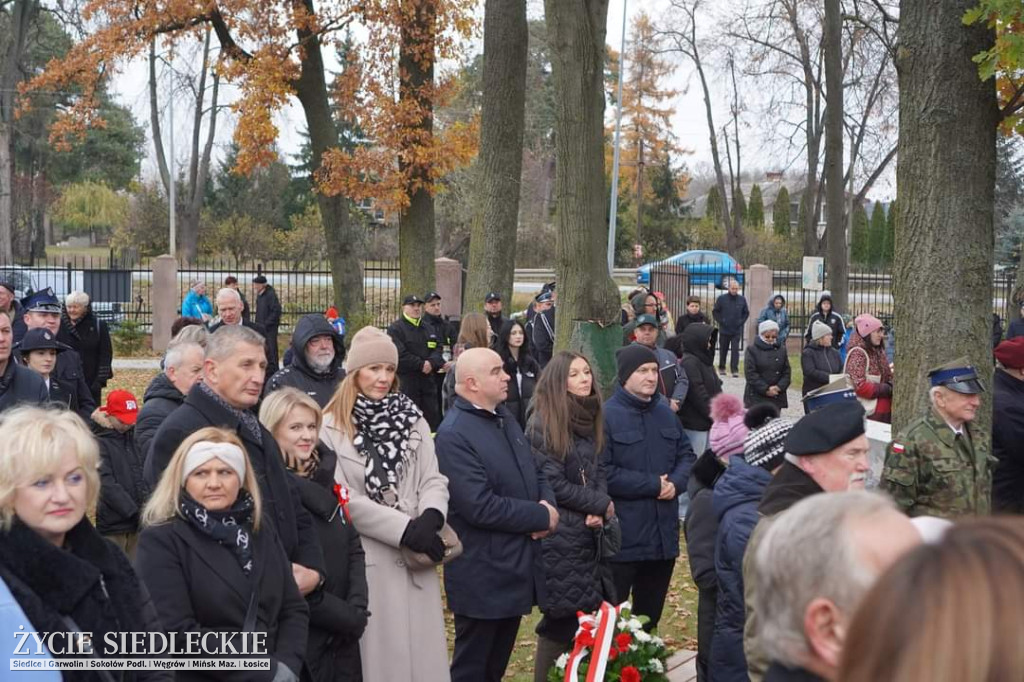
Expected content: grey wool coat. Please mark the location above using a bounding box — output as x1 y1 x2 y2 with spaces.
321 414 451 682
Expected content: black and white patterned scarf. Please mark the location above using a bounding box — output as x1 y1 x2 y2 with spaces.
351 393 422 506
179 489 256 575
199 382 262 444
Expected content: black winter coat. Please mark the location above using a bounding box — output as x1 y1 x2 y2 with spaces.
144 384 325 574
136 518 309 681
135 372 185 460
266 314 346 408
993 369 1024 513
435 397 556 619
678 324 722 431
58 306 113 396
93 414 148 535
532 307 556 368
527 416 614 619
800 343 842 395
675 311 710 335
743 337 790 409
387 315 444 377
0 518 171 681
502 351 539 429
34 348 96 421
712 293 749 337
255 285 283 330
45 375 77 411
0 358 47 413
288 444 368 682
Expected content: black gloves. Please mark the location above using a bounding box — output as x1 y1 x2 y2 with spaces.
401 509 446 560
877 382 893 398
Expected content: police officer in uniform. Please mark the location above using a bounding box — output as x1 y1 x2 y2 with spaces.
882 357 993 518
387 294 444 430
18 288 96 421
531 288 556 369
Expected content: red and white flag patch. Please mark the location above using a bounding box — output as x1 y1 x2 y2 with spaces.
891 443 905 454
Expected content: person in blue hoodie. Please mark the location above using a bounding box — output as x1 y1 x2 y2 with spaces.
604 344 695 631
710 407 793 682
756 294 790 344
180 279 213 322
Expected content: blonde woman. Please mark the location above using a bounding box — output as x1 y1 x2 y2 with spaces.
0 406 169 679
321 326 451 682
136 427 308 682
261 388 368 682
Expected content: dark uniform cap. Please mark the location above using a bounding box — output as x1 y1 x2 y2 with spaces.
253 275 268 284
802 376 858 413
402 294 425 305
18 328 69 353
425 291 442 302
535 291 553 303
928 356 985 395
485 292 502 303
21 287 61 313
635 313 659 328
785 400 866 456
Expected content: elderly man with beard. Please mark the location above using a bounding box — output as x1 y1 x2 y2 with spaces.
741 400 870 682
265 314 346 407
752 492 920 681
882 357 990 519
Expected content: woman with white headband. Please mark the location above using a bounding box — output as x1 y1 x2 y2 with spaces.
136 426 309 682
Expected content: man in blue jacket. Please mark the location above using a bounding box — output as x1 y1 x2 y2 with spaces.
436 347 559 682
604 344 695 630
713 279 750 378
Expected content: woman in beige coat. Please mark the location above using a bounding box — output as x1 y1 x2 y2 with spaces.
321 326 451 682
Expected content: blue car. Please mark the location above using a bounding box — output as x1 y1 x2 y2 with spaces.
636 250 745 287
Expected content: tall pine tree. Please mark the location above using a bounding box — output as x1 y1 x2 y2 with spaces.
773 186 791 235
868 201 887 266
883 199 897 265
850 202 870 264
747 184 765 229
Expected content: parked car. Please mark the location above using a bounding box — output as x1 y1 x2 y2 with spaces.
0 267 37 299
636 250 745 287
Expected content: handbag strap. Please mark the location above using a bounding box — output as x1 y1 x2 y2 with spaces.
843 345 869 374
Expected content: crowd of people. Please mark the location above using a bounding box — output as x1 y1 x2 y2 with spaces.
2 271 1024 682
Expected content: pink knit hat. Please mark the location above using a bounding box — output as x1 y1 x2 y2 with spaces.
855 313 883 338
709 394 748 459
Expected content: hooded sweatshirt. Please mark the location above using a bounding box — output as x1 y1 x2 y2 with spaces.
756 293 790 342
265 314 347 407
803 292 845 348
678 323 723 431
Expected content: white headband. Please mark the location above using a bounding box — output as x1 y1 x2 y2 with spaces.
182 441 247 485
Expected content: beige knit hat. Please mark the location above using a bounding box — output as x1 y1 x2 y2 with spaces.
345 326 398 373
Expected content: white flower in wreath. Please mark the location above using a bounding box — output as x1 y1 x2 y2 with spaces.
629 644 639 652
652 635 666 648
647 659 665 674
634 630 652 644
619 601 633 612
555 653 569 670
627 618 644 633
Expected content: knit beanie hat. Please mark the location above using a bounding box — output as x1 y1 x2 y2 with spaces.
854 313 883 338
811 320 832 341
744 413 795 471
709 393 748 459
758 320 779 336
616 344 659 386
346 326 398 374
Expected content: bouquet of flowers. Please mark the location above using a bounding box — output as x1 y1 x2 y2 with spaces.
548 601 670 682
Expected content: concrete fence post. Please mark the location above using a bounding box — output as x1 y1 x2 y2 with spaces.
435 258 462 318
151 255 178 352
745 264 773 344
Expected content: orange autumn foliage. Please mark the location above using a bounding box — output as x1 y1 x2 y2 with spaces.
21 0 478 209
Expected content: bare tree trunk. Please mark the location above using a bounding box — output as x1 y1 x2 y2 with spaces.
823 0 847 312
892 0 998 431
465 0 527 311
397 0 437 299
544 0 622 392
0 130 13 264
728 56 745 251
294 0 364 317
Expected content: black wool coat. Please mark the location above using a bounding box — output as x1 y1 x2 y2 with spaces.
527 416 614 619
135 372 186 461
93 414 149 535
800 343 842 396
290 444 369 682
677 323 723 431
743 337 791 410
144 383 324 574
135 518 309 681
58 307 113 394
0 518 171 681
0 358 47 413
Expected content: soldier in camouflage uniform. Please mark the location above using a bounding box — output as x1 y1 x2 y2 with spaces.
882 357 993 518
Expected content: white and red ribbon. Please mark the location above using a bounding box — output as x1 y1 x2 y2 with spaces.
564 602 622 682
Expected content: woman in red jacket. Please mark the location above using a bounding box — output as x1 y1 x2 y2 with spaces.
845 314 894 423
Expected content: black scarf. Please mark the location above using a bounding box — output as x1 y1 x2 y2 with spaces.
199 381 263 444
179 490 256 575
352 392 422 506
568 392 600 439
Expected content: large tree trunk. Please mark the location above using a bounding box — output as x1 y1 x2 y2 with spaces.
822 0 847 312
0 127 12 264
294 0 364 317
544 0 622 393
892 0 998 431
465 0 527 312
397 0 437 299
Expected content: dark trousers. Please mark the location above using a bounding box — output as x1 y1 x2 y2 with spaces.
265 325 280 372
611 559 676 631
451 614 522 682
718 334 741 372
398 373 441 430
695 586 718 682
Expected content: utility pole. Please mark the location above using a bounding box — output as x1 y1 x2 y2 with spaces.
634 56 645 269
607 0 628 274
168 57 176 258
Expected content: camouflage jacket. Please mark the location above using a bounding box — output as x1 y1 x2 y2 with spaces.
882 409 994 518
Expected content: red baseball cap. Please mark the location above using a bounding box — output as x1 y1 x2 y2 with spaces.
102 390 139 426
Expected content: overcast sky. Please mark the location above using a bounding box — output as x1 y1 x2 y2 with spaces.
108 0 894 201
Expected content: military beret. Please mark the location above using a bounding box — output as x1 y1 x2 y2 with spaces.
784 400 866 456
995 337 1024 370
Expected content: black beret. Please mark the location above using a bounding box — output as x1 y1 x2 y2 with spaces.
784 400 866 456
